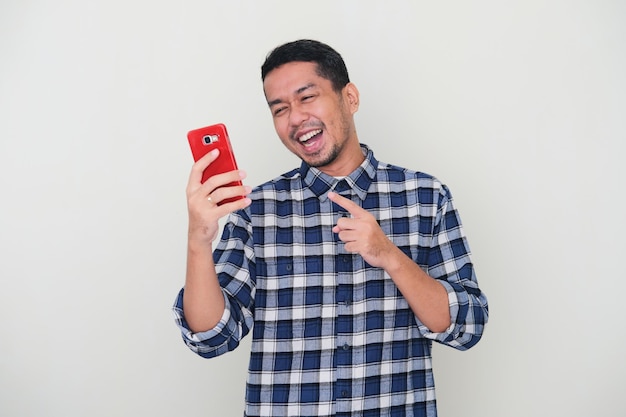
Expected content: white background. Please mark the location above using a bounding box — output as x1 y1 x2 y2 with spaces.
1 1 624 416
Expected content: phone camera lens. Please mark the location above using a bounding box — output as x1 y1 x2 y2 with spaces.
202 134 218 145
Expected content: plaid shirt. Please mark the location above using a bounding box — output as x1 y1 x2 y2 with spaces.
173 145 488 417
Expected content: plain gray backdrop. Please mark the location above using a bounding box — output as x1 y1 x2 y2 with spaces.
1 1 624 416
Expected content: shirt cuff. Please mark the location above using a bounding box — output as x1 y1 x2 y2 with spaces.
178 292 233 343
415 279 461 341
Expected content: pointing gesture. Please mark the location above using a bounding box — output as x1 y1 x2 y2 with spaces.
328 191 452 332
328 191 395 268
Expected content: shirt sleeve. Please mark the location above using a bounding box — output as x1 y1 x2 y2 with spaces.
172 211 256 358
416 184 489 350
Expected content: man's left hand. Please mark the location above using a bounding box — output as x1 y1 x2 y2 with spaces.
328 191 396 268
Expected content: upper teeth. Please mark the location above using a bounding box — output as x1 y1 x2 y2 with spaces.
299 129 322 142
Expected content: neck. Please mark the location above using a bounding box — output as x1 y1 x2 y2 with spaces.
318 139 364 177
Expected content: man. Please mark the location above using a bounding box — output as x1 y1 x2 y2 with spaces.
174 39 488 417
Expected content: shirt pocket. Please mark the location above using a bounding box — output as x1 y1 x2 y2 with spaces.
253 258 326 342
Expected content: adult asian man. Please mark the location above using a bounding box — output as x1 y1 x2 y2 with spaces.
174 39 489 417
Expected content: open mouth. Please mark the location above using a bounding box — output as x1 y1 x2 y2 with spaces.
298 129 323 147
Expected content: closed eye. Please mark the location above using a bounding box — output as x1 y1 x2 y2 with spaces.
273 106 287 117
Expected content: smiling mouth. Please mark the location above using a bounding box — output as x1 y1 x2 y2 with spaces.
298 129 322 146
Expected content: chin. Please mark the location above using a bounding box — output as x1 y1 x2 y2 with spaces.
305 149 340 168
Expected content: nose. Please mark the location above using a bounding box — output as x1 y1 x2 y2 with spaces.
289 102 309 128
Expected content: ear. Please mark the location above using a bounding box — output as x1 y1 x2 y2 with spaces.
343 82 360 113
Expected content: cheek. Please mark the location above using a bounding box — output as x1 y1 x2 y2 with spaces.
272 117 286 134
273 119 292 143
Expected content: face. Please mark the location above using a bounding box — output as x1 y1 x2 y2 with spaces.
263 61 362 176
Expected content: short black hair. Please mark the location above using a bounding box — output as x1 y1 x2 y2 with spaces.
261 39 350 92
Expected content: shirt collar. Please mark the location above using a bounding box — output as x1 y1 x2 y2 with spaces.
300 144 378 201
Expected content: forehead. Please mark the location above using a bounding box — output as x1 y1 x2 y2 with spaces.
263 61 330 99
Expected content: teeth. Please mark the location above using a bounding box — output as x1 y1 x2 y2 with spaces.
298 129 322 143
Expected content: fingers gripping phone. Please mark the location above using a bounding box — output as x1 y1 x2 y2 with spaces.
187 123 244 205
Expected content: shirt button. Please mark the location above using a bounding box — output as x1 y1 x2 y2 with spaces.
335 181 348 192
341 390 348 397
342 343 350 350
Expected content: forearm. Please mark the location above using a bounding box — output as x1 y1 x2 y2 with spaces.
182 240 226 333
382 246 451 333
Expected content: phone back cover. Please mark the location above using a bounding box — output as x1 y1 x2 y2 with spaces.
187 123 240 184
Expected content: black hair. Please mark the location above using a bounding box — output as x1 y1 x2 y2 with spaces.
261 39 350 92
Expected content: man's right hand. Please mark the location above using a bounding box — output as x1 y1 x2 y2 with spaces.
186 148 252 245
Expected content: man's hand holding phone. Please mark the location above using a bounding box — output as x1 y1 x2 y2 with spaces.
186 124 252 244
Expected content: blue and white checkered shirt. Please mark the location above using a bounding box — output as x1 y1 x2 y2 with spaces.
173 144 488 417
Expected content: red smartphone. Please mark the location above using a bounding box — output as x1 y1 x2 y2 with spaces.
187 123 244 204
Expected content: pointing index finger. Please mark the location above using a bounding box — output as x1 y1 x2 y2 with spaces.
327 191 365 216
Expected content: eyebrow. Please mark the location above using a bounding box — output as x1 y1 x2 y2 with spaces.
267 83 316 107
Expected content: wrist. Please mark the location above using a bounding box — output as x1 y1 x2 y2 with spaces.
188 221 218 243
